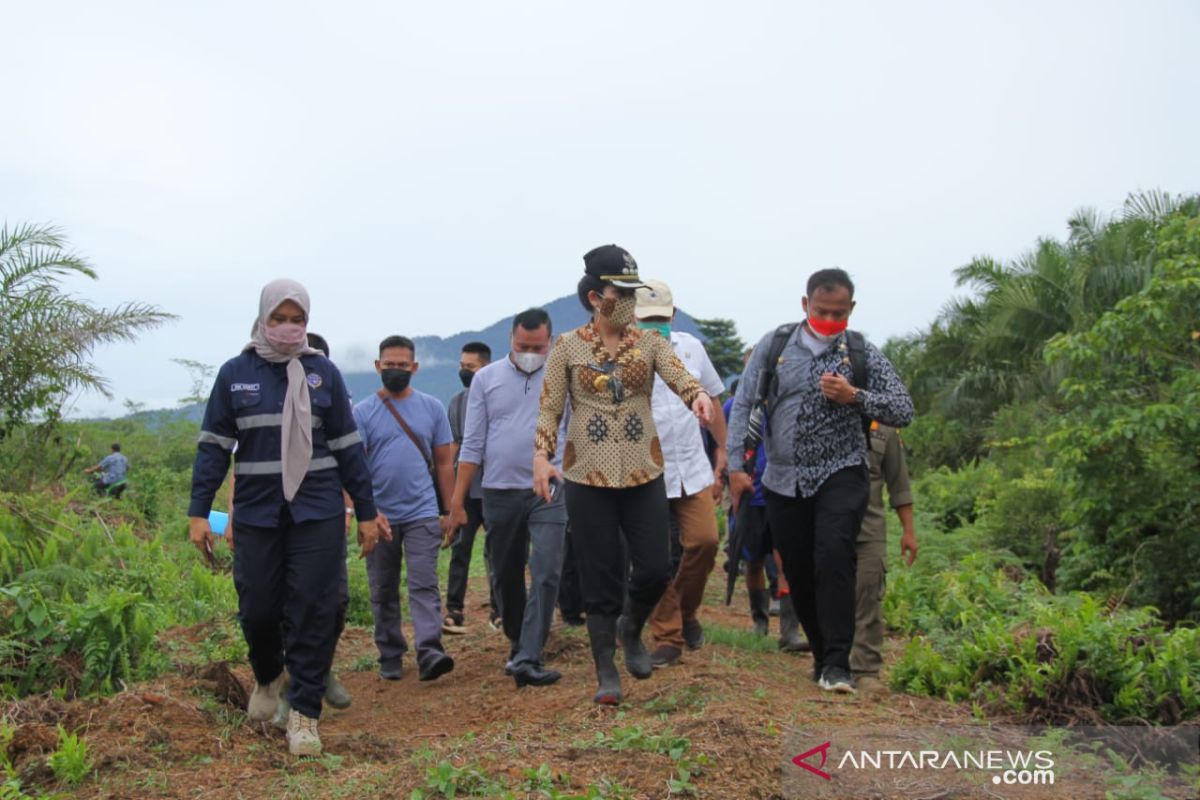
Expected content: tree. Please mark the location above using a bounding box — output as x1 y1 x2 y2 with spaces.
171 359 215 408
1045 208 1200 622
0 222 175 437
892 191 1195 467
693 318 746 381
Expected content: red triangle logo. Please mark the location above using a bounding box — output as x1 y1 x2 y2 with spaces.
792 741 833 781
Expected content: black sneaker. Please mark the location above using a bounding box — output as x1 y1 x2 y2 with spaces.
818 665 856 694
379 659 404 681
650 645 682 669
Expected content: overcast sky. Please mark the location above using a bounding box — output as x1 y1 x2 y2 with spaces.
4 1 1198 417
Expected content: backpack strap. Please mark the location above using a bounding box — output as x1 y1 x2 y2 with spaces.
757 323 799 417
845 330 873 446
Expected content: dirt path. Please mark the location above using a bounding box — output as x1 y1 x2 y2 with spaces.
2 580 1042 799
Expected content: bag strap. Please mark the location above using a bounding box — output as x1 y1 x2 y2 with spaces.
758 322 800 413
845 330 874 445
845 330 869 390
376 390 434 472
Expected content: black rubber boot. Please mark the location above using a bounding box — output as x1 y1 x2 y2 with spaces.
778 595 812 653
617 598 654 679
586 615 623 705
749 589 771 637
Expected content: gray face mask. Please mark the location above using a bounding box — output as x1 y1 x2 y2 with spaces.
512 351 548 374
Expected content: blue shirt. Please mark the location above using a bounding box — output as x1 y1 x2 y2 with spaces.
98 452 129 485
459 356 564 491
723 396 765 507
726 326 913 499
353 390 453 524
189 350 377 527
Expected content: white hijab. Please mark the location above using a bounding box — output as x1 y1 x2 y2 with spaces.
244 279 321 502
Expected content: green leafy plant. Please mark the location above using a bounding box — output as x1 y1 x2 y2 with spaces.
47 725 92 786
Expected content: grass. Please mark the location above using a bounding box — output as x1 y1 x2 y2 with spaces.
700 623 780 654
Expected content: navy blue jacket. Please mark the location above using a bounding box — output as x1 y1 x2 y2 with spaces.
188 350 377 527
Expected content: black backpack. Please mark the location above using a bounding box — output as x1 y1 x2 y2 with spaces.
755 323 872 446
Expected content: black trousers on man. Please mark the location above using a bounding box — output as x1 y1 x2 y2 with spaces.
765 465 869 673
564 476 672 617
444 497 498 620
232 509 343 719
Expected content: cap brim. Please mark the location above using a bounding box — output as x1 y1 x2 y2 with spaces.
609 278 647 289
635 304 674 319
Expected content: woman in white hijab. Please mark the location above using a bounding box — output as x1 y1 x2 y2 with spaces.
188 279 389 757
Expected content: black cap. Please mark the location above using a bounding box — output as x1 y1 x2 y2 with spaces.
583 244 646 288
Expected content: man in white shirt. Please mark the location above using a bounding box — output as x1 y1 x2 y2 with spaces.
635 280 729 667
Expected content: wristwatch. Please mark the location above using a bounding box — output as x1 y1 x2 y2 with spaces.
852 388 865 406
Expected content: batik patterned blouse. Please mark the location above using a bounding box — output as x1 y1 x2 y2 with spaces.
535 322 704 488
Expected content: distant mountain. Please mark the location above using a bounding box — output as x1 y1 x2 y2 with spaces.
344 294 706 405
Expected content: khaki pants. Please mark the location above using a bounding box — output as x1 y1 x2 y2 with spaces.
649 490 718 649
850 536 887 677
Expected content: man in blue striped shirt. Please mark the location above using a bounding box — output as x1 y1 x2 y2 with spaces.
447 308 568 688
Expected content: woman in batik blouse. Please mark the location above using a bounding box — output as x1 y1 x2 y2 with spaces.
533 244 713 705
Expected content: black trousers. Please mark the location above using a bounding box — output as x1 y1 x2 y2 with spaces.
564 476 672 617
232 510 344 719
557 525 584 621
444 497 496 617
765 466 869 673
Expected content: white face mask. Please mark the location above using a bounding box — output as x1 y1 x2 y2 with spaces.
512 351 548 374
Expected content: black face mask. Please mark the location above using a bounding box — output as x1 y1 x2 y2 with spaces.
459 368 475 389
381 368 412 394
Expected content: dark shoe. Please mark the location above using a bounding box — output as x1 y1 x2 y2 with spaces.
419 653 455 682
586 615 623 705
512 663 562 688
778 595 812 653
819 665 857 694
324 671 352 709
650 645 682 669
682 617 704 651
562 614 585 627
749 588 771 637
379 659 404 681
617 598 654 680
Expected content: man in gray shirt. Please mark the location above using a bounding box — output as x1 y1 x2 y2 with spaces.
447 308 567 688
85 443 129 498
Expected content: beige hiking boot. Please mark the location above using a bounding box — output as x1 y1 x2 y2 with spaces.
286 708 322 756
247 673 286 722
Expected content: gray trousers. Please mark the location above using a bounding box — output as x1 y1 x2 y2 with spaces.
366 518 446 670
482 488 566 669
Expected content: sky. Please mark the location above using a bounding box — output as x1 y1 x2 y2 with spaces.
3 1 1198 417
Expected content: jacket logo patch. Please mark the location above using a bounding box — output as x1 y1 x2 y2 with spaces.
306 373 323 389
231 383 260 392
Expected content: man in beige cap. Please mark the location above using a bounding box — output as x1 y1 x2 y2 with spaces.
635 279 729 667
